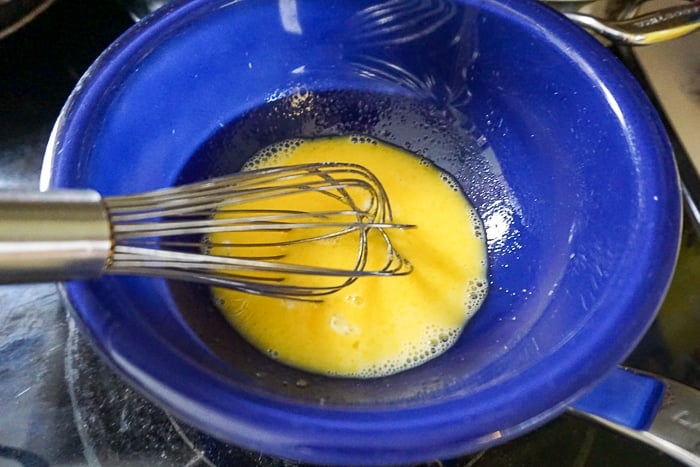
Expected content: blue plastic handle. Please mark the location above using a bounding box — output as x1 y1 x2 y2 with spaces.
571 367 665 430
570 367 700 465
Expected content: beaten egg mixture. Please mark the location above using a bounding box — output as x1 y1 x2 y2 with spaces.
209 135 487 377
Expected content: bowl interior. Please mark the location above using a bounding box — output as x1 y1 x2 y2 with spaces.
46 0 680 462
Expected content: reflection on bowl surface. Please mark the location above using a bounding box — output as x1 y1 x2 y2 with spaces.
45 0 680 464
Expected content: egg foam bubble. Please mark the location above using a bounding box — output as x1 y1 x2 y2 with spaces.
209 135 488 378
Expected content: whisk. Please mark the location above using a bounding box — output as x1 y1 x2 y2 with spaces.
0 163 413 299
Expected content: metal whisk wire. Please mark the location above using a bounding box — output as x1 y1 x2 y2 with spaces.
102 162 413 299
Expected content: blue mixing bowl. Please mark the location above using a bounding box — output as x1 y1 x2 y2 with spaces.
42 0 681 464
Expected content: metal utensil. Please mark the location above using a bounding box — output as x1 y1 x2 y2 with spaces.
0 162 412 299
545 0 700 45
564 1 700 45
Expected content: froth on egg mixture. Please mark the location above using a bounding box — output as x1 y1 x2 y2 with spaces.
209 135 488 378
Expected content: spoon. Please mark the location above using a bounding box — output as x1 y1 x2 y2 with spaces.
546 0 700 45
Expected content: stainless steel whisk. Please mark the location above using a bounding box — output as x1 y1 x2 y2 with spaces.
0 163 413 299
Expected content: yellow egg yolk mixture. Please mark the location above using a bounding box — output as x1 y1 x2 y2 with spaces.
208 135 487 378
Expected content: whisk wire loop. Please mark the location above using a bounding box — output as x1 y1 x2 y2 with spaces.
103 162 412 299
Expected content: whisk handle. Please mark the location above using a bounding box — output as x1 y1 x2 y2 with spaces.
0 190 112 284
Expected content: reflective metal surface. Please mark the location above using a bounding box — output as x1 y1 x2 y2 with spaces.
0 190 111 283
565 2 700 45
546 0 700 45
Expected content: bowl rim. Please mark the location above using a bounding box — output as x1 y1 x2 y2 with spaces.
42 0 681 464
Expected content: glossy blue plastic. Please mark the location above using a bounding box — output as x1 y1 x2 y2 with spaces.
43 0 681 464
571 368 665 430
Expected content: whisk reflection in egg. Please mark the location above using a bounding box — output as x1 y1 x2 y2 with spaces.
0 163 413 299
